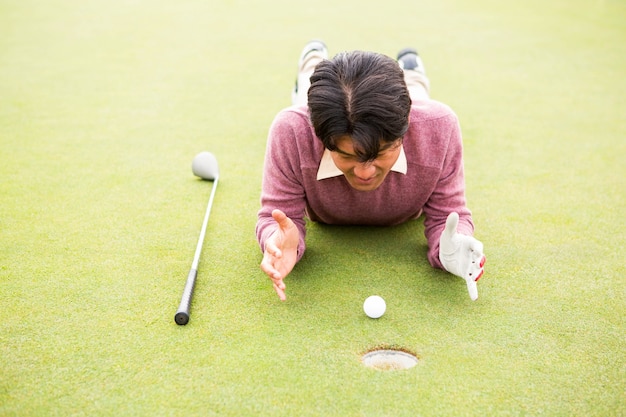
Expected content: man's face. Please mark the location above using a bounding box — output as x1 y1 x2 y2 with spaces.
330 135 402 191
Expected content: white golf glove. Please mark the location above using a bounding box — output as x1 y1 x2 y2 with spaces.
439 212 486 301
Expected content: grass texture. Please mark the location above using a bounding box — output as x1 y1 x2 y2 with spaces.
1 0 624 415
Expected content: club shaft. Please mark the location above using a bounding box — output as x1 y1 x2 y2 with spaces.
174 177 219 325
191 176 219 270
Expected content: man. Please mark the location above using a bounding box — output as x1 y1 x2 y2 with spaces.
256 41 486 301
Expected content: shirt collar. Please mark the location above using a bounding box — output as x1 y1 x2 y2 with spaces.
316 145 407 180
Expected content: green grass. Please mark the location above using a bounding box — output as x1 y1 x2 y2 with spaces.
1 0 624 415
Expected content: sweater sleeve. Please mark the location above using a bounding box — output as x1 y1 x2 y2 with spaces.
422 112 474 269
255 109 308 261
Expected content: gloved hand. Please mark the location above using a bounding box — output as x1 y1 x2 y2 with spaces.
439 212 486 300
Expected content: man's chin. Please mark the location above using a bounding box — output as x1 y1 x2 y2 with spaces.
346 177 384 191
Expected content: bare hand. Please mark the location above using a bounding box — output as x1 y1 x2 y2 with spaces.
260 209 300 301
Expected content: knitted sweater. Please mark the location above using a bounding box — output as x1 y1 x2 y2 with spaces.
256 99 474 270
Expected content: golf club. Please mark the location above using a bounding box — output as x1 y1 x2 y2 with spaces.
174 151 219 325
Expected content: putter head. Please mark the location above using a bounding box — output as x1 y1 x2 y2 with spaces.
192 151 219 180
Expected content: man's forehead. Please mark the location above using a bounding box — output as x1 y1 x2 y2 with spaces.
335 138 402 156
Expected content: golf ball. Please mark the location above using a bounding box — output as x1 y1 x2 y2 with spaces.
363 295 386 319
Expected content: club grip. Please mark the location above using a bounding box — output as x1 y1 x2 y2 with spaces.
174 268 198 325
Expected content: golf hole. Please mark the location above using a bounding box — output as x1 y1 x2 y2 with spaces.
361 348 419 371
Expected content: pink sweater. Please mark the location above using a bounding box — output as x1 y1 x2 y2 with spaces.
256 100 474 269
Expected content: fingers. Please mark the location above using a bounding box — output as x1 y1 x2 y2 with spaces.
273 281 286 301
466 277 479 301
272 209 293 230
465 240 485 300
463 238 483 300
260 239 288 301
443 212 459 238
260 257 281 280
466 236 485 281
271 208 286 221
260 226 285 278
468 238 484 256
260 258 288 301
264 239 282 259
466 252 485 281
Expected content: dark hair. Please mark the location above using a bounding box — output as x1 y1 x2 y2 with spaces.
307 50 411 162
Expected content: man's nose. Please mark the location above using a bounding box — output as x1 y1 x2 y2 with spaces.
353 162 376 178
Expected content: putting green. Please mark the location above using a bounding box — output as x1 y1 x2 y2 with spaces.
1 0 624 415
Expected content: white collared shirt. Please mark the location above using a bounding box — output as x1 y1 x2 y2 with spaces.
316 146 408 180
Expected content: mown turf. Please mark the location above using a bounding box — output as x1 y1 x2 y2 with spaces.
1 0 624 416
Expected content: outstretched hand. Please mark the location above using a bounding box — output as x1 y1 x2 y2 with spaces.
259 209 300 301
439 212 486 300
